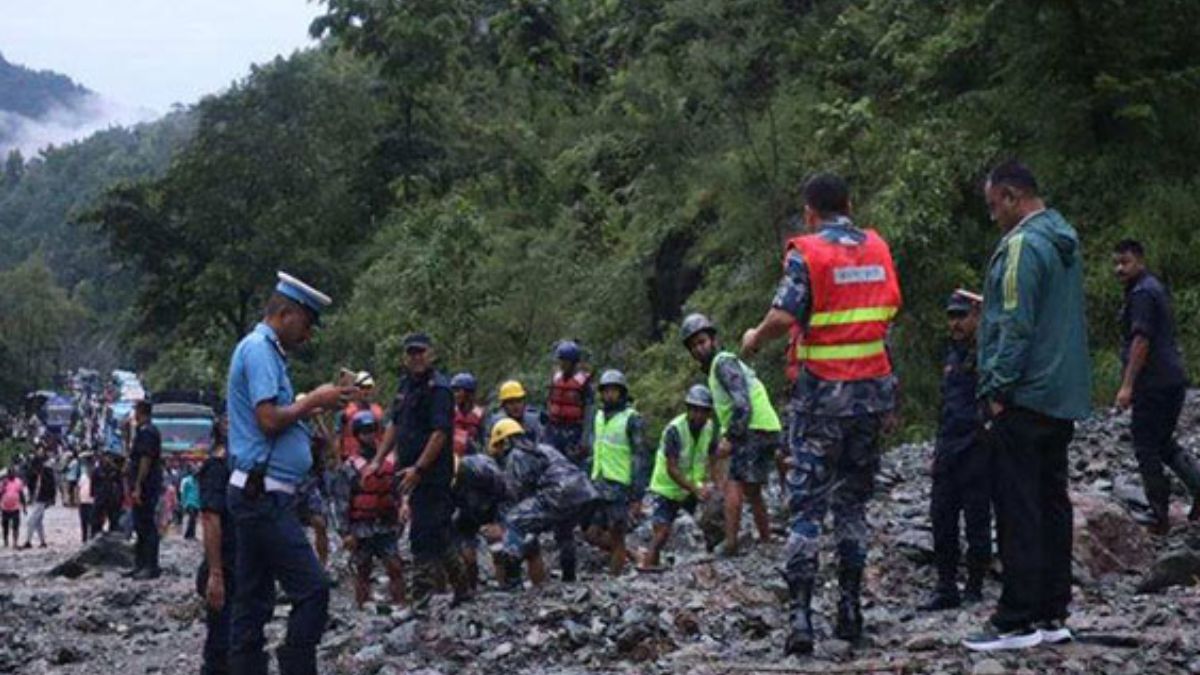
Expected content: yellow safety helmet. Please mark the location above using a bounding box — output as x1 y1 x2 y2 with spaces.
489 418 524 455
498 380 527 402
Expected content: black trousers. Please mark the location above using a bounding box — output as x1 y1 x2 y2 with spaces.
1131 385 1199 516
930 444 992 587
1 511 19 545
133 494 161 571
79 504 95 543
185 507 199 540
988 407 1074 630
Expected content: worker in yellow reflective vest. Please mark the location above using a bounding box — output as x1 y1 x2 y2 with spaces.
680 313 782 558
584 369 648 576
639 384 717 570
741 173 902 655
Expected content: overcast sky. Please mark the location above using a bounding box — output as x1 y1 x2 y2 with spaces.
0 0 324 114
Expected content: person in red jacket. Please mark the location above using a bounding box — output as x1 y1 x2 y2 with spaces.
330 412 405 608
545 341 593 467
336 372 383 460
450 372 485 457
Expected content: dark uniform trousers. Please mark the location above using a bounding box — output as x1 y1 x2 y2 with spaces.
196 561 236 675
988 407 1073 631
228 487 329 675
1131 385 1200 518
133 490 160 570
930 443 992 588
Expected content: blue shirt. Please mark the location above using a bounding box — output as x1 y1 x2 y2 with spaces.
226 322 312 485
1121 271 1187 393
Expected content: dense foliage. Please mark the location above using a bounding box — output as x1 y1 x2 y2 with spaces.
8 0 1200 438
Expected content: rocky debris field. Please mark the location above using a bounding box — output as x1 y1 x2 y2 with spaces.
3 400 1200 675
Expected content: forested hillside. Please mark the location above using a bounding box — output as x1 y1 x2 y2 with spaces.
0 112 195 402
67 0 1200 434
0 51 90 120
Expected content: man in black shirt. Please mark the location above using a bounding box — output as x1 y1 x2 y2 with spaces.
197 442 235 675
20 456 55 549
127 400 163 579
1114 239 1200 533
379 333 469 603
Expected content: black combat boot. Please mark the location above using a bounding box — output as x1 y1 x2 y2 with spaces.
1167 451 1200 522
275 645 317 675
834 564 864 643
783 577 815 656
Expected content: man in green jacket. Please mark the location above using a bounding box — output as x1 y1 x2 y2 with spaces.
963 160 1091 653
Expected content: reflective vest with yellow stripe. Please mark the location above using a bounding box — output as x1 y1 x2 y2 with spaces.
591 407 636 485
786 229 901 381
649 414 713 502
708 352 782 434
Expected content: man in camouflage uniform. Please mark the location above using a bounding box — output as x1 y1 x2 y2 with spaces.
742 173 901 655
450 453 510 591
489 419 599 586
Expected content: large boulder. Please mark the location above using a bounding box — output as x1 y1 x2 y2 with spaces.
47 533 135 578
1071 492 1153 579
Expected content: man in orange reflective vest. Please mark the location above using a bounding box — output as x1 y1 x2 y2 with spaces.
330 412 405 608
335 372 383 460
450 372 485 456
545 340 594 467
742 173 901 656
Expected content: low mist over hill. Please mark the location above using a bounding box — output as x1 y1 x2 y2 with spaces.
0 52 155 156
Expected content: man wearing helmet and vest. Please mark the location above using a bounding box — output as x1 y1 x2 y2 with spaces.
489 419 599 586
330 411 405 608
545 340 594 467
585 369 648 576
640 384 718 570
486 380 545 447
336 372 383 460
741 173 902 655
681 313 782 558
450 372 485 457
450 452 509 592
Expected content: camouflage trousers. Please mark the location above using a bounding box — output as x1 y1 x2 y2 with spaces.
784 412 883 585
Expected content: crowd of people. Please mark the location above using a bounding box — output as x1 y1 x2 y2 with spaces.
5 162 1200 675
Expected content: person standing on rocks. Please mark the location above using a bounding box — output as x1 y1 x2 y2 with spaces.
684 313 782 560
197 431 235 675
91 452 123 535
331 411 407 608
377 332 471 604
77 456 96 543
125 400 163 579
545 340 594 468
1113 238 1200 531
1 466 26 547
21 455 56 549
225 272 352 675
640 384 718 570
181 467 200 540
919 290 992 611
489 419 600 586
450 372 486 457
486 380 545 447
740 173 901 655
585 369 649 576
963 160 1091 652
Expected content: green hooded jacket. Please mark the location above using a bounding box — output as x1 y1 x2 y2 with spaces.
977 208 1091 420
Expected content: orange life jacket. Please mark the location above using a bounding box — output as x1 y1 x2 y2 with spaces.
452 405 484 456
547 369 589 426
348 455 397 523
339 402 383 459
785 229 901 382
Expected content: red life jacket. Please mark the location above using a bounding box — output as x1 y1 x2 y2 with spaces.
452 404 484 456
547 370 589 426
348 455 397 523
339 402 383 459
785 229 901 382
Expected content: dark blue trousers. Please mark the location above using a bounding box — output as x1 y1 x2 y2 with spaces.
228 487 328 675
133 492 160 570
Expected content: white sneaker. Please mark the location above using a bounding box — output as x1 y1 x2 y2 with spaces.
963 625 1043 652
1039 621 1073 644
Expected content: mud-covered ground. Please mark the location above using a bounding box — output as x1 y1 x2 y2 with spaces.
2 402 1200 675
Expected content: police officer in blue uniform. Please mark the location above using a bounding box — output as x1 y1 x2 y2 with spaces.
226 272 352 675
